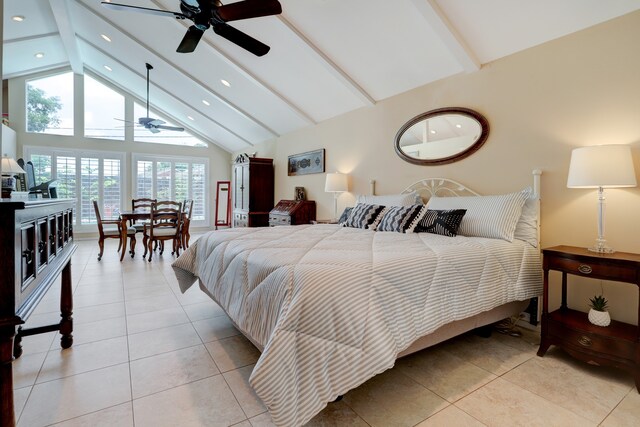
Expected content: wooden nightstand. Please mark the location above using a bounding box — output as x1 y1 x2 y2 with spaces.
537 245 640 392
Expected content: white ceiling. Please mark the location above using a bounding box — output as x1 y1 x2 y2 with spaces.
4 0 640 152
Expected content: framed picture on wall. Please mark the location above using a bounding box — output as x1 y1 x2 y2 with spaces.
288 149 325 176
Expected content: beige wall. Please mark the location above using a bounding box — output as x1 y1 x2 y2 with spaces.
240 11 640 324
8 68 231 233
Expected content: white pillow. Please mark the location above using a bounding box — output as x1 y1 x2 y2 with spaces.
426 188 530 242
514 195 538 247
356 191 422 207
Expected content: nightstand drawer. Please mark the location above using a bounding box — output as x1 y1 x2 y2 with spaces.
545 256 638 282
548 317 636 360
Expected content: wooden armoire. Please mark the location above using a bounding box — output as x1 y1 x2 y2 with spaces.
233 157 274 227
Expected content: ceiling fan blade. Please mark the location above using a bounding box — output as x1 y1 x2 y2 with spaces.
156 125 185 132
101 1 186 19
113 117 135 123
148 119 165 126
216 0 282 22
177 26 205 53
213 23 270 57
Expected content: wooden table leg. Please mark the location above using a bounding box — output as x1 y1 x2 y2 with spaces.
59 260 73 349
0 325 17 427
120 217 127 262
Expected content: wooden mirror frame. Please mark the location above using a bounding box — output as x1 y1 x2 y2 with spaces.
394 107 490 166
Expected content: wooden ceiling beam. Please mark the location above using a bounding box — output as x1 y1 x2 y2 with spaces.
49 0 84 74
410 0 480 72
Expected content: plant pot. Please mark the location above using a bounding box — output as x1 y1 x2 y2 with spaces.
588 308 611 327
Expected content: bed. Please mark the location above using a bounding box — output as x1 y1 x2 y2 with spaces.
172 171 543 426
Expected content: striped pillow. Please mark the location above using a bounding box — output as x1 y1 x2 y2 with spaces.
426 188 530 242
341 203 385 229
338 207 353 223
374 204 425 233
414 209 466 237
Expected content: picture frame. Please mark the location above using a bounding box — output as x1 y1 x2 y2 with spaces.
287 149 325 176
295 187 306 201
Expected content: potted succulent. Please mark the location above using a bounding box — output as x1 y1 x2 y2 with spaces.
588 295 611 327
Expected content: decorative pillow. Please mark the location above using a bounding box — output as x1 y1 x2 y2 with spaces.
338 207 353 224
356 191 422 207
341 203 385 229
374 204 425 233
426 188 530 242
414 209 467 237
514 194 538 247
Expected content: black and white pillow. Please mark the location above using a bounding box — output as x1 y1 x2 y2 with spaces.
374 205 424 233
338 207 353 224
414 209 467 237
341 203 385 229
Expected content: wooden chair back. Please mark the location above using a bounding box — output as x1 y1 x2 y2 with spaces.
93 200 104 235
132 198 156 213
183 199 194 220
149 201 182 231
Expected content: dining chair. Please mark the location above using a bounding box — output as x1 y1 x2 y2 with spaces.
93 200 136 261
181 199 194 249
143 201 182 262
130 198 156 233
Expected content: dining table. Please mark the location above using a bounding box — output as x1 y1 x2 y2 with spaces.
118 209 150 261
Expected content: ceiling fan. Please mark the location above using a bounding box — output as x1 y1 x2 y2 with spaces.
115 63 185 134
101 0 282 56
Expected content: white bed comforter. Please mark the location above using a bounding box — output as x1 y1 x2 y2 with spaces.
172 224 542 426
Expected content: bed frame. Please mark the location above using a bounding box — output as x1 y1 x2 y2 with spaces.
394 169 542 357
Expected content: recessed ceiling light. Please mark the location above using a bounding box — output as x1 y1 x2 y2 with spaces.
455 124 462 129
34 52 44 59
220 79 230 87
429 130 437 134
187 115 194 121
12 15 25 22
104 65 113 72
100 34 112 42
202 99 210 106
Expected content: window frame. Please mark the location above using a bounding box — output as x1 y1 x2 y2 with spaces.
23 145 127 232
132 153 210 227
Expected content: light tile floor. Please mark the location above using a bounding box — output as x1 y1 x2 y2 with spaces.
12 238 640 427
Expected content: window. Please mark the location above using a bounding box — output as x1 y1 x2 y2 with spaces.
84 75 125 140
24 146 125 227
133 154 208 224
26 72 74 136
133 103 208 147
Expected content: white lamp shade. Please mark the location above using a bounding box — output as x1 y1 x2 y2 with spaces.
325 172 348 193
1 155 26 175
567 145 637 188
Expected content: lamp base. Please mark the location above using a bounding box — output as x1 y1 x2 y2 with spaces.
588 238 614 254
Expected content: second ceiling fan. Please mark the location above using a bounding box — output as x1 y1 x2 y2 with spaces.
101 0 282 57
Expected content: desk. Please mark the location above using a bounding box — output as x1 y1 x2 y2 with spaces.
118 210 150 261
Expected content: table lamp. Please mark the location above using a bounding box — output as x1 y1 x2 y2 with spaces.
1 154 27 198
325 172 348 221
567 144 637 253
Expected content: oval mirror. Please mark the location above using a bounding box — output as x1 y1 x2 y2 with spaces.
394 107 489 165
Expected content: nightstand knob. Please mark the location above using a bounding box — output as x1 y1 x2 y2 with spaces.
578 264 592 274
578 335 592 347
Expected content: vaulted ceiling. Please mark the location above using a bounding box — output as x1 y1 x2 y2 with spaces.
4 0 640 152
